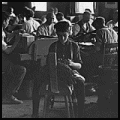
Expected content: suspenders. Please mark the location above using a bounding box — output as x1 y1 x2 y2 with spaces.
70 42 73 61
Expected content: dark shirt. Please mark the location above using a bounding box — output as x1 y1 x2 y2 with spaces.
48 39 83 64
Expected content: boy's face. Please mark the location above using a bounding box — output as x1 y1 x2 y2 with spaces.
57 31 69 44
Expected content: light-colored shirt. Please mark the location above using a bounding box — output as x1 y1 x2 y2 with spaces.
72 20 95 36
106 20 118 29
96 27 118 44
9 13 16 17
22 18 40 34
36 23 56 37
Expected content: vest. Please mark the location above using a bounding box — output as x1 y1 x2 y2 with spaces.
77 20 90 36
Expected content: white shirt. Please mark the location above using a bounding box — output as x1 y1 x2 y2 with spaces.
9 13 16 17
106 20 118 29
72 20 95 36
36 23 56 37
96 27 118 44
22 17 40 34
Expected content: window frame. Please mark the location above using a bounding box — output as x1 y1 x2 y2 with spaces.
75 2 96 15
31 2 47 12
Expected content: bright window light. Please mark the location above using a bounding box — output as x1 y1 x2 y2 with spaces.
31 2 47 11
2 2 8 4
75 2 95 14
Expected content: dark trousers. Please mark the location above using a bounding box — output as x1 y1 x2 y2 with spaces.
2 64 26 97
32 65 85 118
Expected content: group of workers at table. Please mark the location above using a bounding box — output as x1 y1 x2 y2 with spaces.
2 7 118 118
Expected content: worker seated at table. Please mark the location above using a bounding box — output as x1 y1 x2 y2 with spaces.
22 6 40 35
36 12 57 37
2 11 26 104
106 10 118 33
32 21 85 118
72 11 95 42
6 16 23 33
92 17 118 66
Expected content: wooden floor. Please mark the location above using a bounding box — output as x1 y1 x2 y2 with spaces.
2 95 118 118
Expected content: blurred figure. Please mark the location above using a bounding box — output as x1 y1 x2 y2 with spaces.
41 15 47 24
72 11 95 37
106 10 118 32
92 17 118 65
22 7 40 34
36 12 56 37
32 6 36 12
6 16 22 33
7 7 16 17
48 7 58 23
56 12 72 26
2 11 26 104
85 8 94 24
85 8 92 13
54 7 58 15
56 12 72 35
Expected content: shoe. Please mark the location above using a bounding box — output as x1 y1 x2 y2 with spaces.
2 95 23 104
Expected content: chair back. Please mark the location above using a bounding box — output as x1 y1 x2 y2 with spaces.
48 52 59 93
29 37 57 65
103 43 118 68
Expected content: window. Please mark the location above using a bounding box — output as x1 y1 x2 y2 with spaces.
75 2 96 14
31 2 47 11
2 2 8 4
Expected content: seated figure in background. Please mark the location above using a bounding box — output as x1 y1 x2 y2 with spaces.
6 16 22 33
2 11 26 104
92 17 118 66
56 12 72 26
22 7 40 34
106 10 118 32
72 11 95 39
32 21 85 118
7 7 16 18
92 17 118 111
56 12 72 36
36 12 56 37
48 7 58 23
41 15 47 24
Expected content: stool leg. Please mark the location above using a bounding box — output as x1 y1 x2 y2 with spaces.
68 95 75 118
64 95 70 118
43 95 51 118
32 96 41 118
72 92 78 118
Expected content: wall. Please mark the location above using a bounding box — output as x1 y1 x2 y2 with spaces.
35 2 70 19
5 2 118 21
2 4 9 12
97 2 118 22
6 2 70 19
